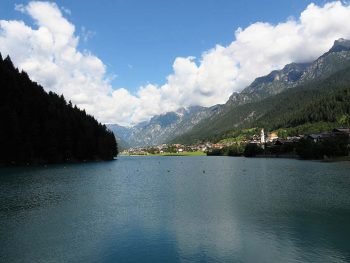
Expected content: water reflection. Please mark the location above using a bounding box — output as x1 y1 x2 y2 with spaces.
0 157 350 262
167 158 350 262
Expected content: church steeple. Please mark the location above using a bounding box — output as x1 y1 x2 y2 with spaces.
260 128 265 144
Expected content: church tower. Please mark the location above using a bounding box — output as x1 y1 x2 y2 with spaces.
260 128 265 144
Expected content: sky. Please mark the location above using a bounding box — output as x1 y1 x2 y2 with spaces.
1 0 350 126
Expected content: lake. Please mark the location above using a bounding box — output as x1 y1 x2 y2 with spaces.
0 156 350 262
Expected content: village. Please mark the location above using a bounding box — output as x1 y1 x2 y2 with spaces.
121 128 350 157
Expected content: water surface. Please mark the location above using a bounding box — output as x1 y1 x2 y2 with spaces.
1 157 350 262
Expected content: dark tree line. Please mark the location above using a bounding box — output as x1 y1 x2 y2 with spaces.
0 54 118 165
296 136 349 159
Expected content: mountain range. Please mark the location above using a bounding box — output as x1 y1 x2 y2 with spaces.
107 105 219 148
109 38 350 147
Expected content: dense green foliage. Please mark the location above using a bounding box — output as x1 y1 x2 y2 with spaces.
296 136 349 159
273 122 340 138
174 65 350 144
208 133 349 159
243 144 264 157
218 128 260 144
255 80 350 131
207 144 245 156
0 54 118 165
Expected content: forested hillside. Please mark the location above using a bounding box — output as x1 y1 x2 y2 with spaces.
172 39 350 144
255 82 350 131
0 54 118 165
174 65 350 144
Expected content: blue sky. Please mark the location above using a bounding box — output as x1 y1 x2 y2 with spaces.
0 0 326 93
1 1 348 125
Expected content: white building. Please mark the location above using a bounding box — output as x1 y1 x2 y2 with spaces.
260 129 265 144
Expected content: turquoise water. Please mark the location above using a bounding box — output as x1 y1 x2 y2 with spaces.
0 156 350 262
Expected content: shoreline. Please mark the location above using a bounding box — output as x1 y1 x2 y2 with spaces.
0 157 117 168
207 153 350 162
120 151 206 157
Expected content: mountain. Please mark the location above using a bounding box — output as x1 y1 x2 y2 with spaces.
300 38 350 82
226 39 350 108
224 62 311 109
244 62 310 95
0 54 118 165
108 105 220 147
172 39 350 144
109 39 350 147
105 124 131 150
321 38 350 57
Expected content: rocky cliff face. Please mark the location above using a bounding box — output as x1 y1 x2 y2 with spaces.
243 62 311 95
300 39 350 82
225 63 310 108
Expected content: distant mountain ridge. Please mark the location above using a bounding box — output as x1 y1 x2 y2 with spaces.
108 105 220 147
322 38 350 57
110 38 350 147
172 38 350 144
226 38 350 107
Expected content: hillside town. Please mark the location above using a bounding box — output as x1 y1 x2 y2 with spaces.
121 128 350 157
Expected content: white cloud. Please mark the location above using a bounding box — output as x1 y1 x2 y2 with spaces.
61 6 71 15
1 1 350 125
81 26 95 42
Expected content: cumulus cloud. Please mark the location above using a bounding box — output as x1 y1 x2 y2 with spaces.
1 1 350 125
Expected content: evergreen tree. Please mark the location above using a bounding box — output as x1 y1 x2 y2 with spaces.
0 54 118 165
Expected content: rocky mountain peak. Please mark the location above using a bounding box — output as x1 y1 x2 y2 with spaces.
108 105 217 147
241 62 310 97
323 38 350 56
333 38 350 48
226 39 350 108
175 107 187 117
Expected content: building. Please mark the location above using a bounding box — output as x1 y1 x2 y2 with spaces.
260 129 265 144
267 132 278 142
212 144 224 149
